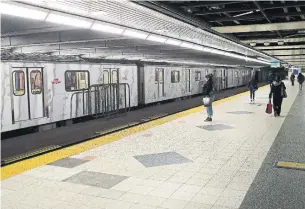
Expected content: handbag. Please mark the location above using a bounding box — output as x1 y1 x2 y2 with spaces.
266 100 272 114
202 96 211 107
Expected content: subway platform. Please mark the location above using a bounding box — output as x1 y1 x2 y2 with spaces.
1 81 304 209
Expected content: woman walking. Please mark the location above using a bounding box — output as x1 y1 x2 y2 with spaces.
269 75 286 117
248 76 258 103
202 74 215 122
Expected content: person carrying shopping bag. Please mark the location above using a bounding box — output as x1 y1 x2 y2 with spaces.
202 74 215 122
269 75 287 117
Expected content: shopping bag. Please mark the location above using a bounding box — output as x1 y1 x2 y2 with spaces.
202 97 211 107
266 102 272 114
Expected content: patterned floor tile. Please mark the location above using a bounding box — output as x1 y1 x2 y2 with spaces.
134 152 192 167
48 158 89 168
63 171 128 189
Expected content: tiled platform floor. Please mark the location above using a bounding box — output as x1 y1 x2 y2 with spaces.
1 81 299 209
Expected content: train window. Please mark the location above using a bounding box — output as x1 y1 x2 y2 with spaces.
30 71 42 94
12 71 25 96
171 71 180 83
205 69 209 75
65 71 89 91
235 71 238 78
155 69 159 82
103 71 109 84
111 70 118 83
159 70 164 82
195 71 201 81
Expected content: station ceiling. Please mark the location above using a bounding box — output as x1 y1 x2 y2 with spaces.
153 1 305 68
0 1 285 68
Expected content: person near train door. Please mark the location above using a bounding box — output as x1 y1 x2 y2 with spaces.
290 74 295 86
269 75 287 117
248 76 258 103
297 72 304 90
202 74 215 122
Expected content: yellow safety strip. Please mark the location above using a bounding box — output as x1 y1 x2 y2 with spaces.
277 161 305 170
1 86 267 180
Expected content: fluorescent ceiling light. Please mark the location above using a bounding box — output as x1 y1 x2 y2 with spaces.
147 34 167 43
233 11 254 17
264 42 270 46
192 45 204 51
46 13 93 28
210 49 225 55
0 3 48 20
278 41 284 45
257 57 269 62
250 43 256 47
165 38 182 46
123 29 148 39
180 42 194 49
91 22 125 35
224 52 245 60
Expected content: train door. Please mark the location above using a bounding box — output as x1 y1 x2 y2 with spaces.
185 69 190 93
103 69 119 112
11 67 45 124
155 68 164 97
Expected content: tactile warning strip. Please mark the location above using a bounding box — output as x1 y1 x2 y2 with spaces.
275 161 305 171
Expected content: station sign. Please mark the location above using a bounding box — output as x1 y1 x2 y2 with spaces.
270 61 280 68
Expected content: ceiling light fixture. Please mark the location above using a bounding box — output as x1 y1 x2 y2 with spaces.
123 29 149 39
165 38 182 46
46 13 93 28
147 34 167 43
180 42 194 49
0 2 49 20
250 43 256 47
91 22 125 35
264 42 270 46
278 41 284 45
233 11 254 17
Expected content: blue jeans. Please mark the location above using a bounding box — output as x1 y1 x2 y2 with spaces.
206 95 215 117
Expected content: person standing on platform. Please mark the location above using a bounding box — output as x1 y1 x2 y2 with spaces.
297 72 304 90
269 75 286 117
268 72 273 88
202 74 215 122
248 76 258 103
290 74 295 86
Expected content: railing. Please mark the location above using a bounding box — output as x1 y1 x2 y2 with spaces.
70 83 130 119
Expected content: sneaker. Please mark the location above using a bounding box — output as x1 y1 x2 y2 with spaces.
274 111 277 117
204 117 212 122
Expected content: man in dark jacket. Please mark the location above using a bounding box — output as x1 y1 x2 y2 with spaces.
297 73 304 90
248 76 258 103
202 74 215 122
269 75 286 117
290 74 295 86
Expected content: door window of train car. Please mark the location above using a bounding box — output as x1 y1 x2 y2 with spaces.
12 71 25 96
235 71 238 77
30 71 42 94
103 71 109 84
195 71 201 81
155 69 159 82
205 69 209 75
65 71 89 91
171 71 180 83
111 70 118 83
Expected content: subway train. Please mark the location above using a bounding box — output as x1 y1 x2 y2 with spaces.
1 60 268 133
